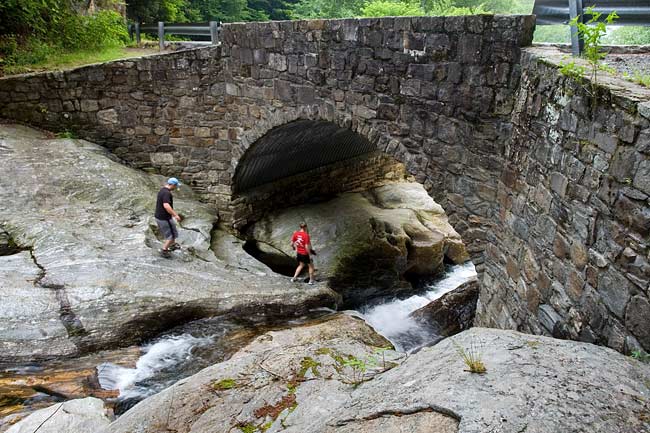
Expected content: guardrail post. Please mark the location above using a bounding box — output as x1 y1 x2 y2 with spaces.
569 0 584 56
158 21 165 51
209 21 219 45
135 22 141 45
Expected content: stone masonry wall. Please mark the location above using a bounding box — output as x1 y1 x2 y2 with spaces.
232 152 408 229
475 48 650 354
0 47 226 198
6 17 649 355
0 15 537 276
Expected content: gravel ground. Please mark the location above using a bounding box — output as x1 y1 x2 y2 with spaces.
603 52 650 77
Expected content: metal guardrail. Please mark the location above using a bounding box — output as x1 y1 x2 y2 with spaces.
533 0 650 55
128 22 220 50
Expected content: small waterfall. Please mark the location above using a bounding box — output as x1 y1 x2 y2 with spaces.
98 334 213 399
355 262 477 352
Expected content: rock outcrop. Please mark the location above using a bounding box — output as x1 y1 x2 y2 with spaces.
105 315 650 433
410 279 479 338
247 182 468 304
0 124 340 362
6 398 110 433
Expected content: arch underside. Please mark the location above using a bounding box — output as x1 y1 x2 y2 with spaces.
233 120 376 194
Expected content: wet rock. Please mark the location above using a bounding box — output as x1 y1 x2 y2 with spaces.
0 124 340 362
6 397 110 433
106 320 650 433
248 182 468 304
410 279 479 337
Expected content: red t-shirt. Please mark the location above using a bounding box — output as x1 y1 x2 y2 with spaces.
291 231 310 255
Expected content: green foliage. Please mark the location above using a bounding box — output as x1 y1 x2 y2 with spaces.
558 7 619 104
56 130 78 139
426 0 490 16
603 26 650 46
298 356 321 378
570 7 619 81
361 0 424 17
624 70 650 88
126 0 191 23
558 59 587 83
212 378 238 390
631 350 650 363
533 24 570 43
291 0 364 19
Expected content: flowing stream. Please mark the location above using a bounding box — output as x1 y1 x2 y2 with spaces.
0 262 476 424
96 262 476 404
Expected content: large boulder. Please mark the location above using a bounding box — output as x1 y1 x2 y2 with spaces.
410 279 479 338
247 182 468 304
0 124 340 362
6 398 110 433
105 317 650 433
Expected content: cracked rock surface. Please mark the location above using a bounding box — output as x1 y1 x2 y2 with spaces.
105 316 650 433
0 123 340 362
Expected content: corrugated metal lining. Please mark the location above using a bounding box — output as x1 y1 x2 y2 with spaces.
233 120 376 194
533 0 650 25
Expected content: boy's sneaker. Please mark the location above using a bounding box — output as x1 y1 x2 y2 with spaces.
308 280 314 285
290 277 296 282
160 249 172 258
169 243 181 251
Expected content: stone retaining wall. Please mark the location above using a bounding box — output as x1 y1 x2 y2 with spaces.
475 48 650 354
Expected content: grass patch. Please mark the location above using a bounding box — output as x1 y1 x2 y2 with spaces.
453 338 487 374
631 350 650 364
212 378 238 391
2 46 157 76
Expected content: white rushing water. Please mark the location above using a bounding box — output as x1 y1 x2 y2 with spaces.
97 334 213 399
97 262 476 400
355 261 477 352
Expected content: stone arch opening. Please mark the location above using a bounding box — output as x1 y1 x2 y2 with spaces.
229 119 473 306
230 119 409 230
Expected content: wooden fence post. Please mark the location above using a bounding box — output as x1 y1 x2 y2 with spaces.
158 21 165 51
209 21 219 45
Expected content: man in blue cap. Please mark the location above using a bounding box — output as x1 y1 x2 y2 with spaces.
155 177 183 258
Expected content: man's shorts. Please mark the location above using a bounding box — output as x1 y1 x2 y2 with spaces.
156 218 178 240
296 253 310 264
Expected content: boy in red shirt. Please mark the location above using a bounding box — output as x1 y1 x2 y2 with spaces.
290 222 315 285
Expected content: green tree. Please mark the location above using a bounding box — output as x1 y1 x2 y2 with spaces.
248 0 299 20
126 0 191 23
361 0 424 17
603 26 650 45
290 0 365 19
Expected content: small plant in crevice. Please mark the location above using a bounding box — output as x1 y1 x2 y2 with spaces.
453 338 487 374
631 350 650 364
212 377 238 391
558 6 619 109
56 130 77 139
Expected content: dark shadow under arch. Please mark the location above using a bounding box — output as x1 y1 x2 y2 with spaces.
232 119 376 194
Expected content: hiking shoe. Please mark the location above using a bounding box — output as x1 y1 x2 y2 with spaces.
169 243 181 251
290 277 296 282
308 280 314 285
160 249 172 258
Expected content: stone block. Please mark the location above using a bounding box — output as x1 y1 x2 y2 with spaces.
80 100 99 112
538 304 561 334
151 152 174 165
597 267 631 320
550 172 568 197
633 159 650 196
97 108 119 125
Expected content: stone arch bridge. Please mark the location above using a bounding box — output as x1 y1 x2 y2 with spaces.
2 15 649 356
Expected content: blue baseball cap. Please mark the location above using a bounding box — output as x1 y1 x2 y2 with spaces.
167 177 182 186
